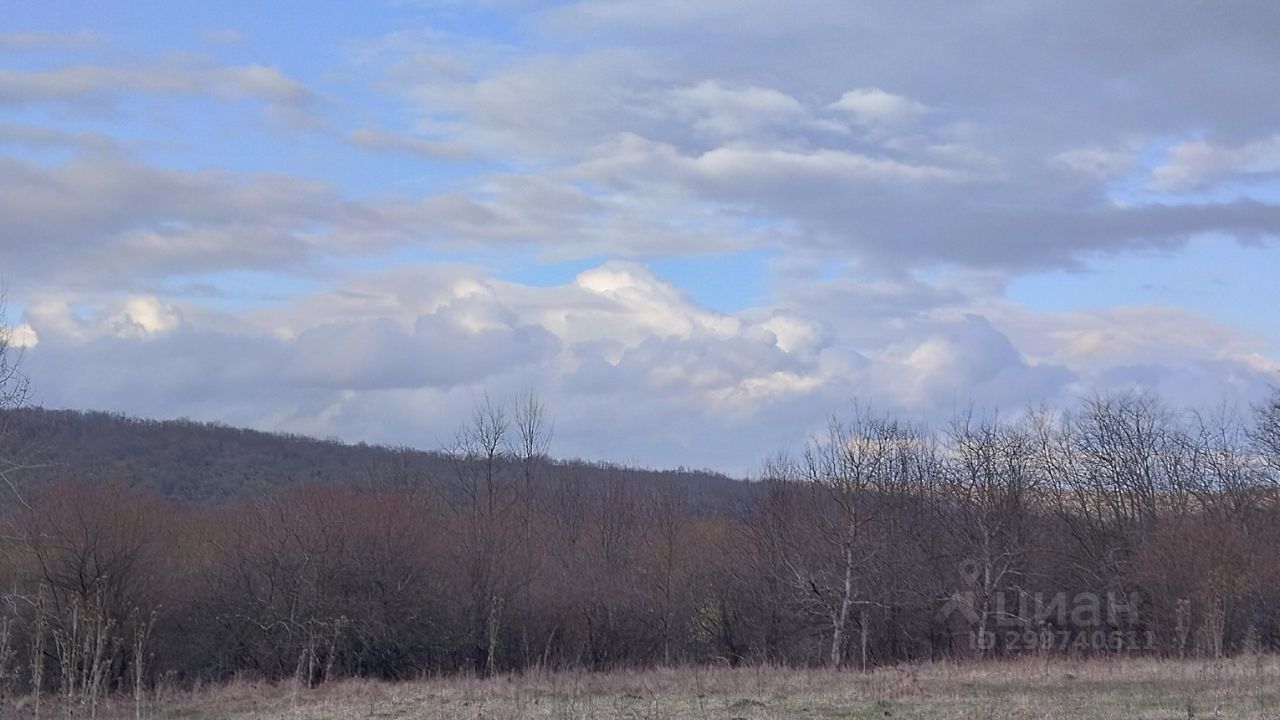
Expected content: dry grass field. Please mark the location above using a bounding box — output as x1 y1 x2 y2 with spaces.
51 656 1277 720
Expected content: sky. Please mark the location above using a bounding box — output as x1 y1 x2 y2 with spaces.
2 1 1279 474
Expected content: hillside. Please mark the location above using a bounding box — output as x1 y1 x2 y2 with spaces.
0 392 1276 685
0 406 751 508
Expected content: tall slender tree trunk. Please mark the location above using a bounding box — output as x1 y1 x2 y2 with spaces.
831 544 856 667
860 607 868 672
486 595 503 677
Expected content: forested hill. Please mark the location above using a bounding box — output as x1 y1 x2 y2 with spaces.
0 407 750 507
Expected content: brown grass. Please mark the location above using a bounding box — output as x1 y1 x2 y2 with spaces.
29 655 1280 720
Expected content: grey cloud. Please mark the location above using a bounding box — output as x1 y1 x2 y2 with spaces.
544 1 1280 140
1094 358 1278 411
814 197 1280 271
568 132 1280 270
347 127 471 160
865 314 1077 412
14 1 1276 293
0 30 102 52
1151 135 1280 191
26 292 559 418
0 146 742 296
369 0 1280 272
18 260 1280 474
564 331 814 397
290 312 560 391
0 153 344 287
6 3 1280 474
0 60 321 129
0 122 116 152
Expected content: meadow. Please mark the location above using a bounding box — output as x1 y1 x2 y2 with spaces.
70 656 1280 720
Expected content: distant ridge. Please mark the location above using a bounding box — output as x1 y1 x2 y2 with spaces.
0 407 750 508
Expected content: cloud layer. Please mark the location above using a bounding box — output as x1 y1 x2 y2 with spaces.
20 261 1278 473
3 3 1279 472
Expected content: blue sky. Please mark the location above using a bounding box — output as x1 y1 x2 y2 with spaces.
3 1 1279 473
1007 238 1280 355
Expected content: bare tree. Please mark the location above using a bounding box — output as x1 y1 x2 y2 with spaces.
641 478 691 665
443 394 525 675
512 392 552 493
0 294 33 509
1250 387 1280 486
779 407 923 668
1034 393 1172 600
508 391 552 666
937 410 1040 654
0 293 29 413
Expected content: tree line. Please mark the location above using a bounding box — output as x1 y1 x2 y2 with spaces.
0 389 1274 703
